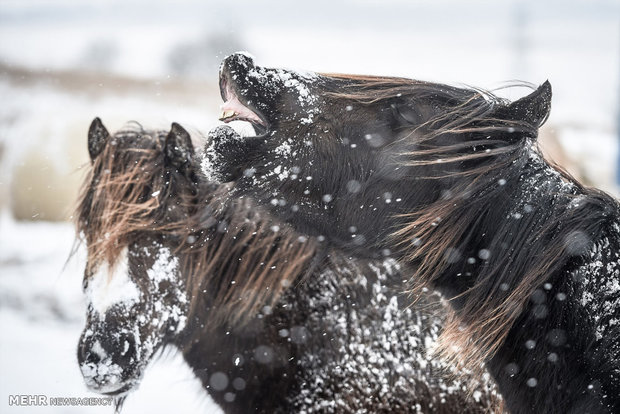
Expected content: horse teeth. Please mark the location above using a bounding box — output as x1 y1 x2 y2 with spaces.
219 110 236 121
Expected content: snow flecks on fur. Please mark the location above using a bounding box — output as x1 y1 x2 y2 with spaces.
80 243 189 396
520 149 620 356
246 67 318 108
274 139 293 157
79 350 125 394
203 125 245 183
202 146 220 184
145 246 188 334
279 258 502 413
523 143 578 199
573 221 620 343
79 321 141 395
246 66 319 125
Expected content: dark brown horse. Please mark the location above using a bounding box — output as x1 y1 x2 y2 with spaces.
205 53 620 413
76 118 502 413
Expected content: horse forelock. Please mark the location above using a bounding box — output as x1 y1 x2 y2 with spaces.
76 129 167 280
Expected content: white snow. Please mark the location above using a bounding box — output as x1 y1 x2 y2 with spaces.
146 247 178 284
87 248 141 315
573 224 620 341
274 140 293 156
145 246 188 334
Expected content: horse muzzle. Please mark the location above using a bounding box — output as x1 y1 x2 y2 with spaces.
77 332 141 395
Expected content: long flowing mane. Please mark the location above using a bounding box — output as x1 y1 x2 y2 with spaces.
326 76 620 370
76 124 317 327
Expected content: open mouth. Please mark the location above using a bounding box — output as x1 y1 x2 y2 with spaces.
219 73 268 135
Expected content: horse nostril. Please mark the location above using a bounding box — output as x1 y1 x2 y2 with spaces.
78 343 102 366
88 350 102 365
118 334 137 363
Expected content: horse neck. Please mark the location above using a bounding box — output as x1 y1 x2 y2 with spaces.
431 146 620 412
425 146 578 299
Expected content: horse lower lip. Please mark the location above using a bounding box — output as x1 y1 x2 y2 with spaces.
101 384 132 396
90 378 133 395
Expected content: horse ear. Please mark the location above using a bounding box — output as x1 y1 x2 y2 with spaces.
88 117 110 161
165 122 194 168
503 81 552 127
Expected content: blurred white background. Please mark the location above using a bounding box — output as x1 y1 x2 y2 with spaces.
1 0 618 412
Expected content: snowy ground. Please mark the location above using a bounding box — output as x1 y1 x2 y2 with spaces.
0 215 221 413
1 0 619 412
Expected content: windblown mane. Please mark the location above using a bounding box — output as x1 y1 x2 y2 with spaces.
326 76 618 370
76 125 317 327
322 74 541 139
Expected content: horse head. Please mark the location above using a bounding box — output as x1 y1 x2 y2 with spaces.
205 53 552 257
76 119 197 396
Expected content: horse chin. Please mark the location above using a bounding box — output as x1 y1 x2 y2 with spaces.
79 341 146 397
96 383 134 397
100 383 136 397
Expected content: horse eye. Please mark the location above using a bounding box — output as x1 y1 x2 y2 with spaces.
391 103 420 125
